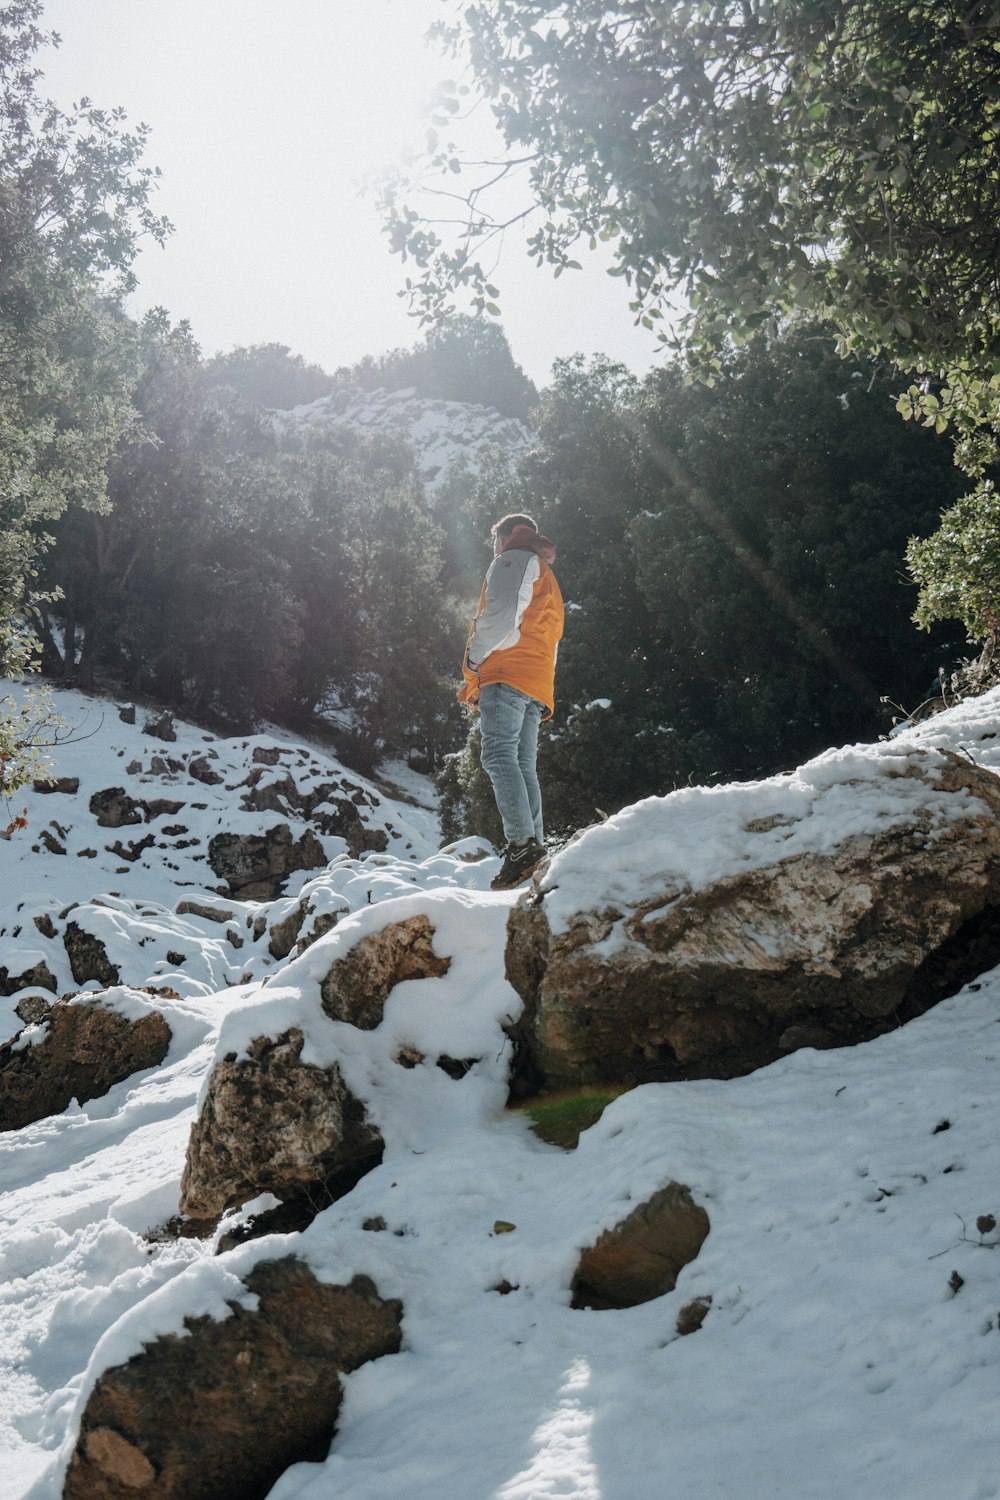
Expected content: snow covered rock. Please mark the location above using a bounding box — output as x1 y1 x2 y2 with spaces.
64 919 120 987
571 1182 710 1310
0 989 171 1131
179 914 455 1220
179 1027 384 1221
0 953 57 997
318 912 451 1028
63 1257 402 1500
507 744 1000 1090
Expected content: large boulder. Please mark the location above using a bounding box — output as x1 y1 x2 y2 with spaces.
179 1028 383 1220
506 746 1000 1090
64 1258 402 1500
0 991 171 1131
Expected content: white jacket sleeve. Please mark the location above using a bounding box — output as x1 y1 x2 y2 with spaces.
468 550 539 668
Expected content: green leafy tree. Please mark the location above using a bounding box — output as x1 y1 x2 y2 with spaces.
385 3 1000 665
203 343 335 410
335 315 537 421
386 3 1000 380
0 1 168 793
40 315 307 730
907 482 1000 643
333 455 459 773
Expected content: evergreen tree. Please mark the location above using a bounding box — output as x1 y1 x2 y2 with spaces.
336 316 537 422
203 343 335 410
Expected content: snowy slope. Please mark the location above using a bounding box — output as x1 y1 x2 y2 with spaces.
2 685 999 1500
275 386 532 495
0 684 494 1037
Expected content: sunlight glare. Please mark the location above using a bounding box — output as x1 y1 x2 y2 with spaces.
497 1359 602 1500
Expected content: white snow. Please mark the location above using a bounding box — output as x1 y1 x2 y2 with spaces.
1 682 998 1500
275 387 533 497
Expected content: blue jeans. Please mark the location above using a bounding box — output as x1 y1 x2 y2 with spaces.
478 682 544 844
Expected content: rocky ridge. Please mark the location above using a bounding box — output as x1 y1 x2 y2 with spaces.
275 385 533 496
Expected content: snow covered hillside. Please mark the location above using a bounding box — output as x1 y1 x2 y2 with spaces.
1 684 998 1500
275 386 533 495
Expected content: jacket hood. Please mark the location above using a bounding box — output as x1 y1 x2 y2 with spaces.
502 524 557 565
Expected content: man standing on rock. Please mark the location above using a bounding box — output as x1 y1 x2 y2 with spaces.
459 512 564 890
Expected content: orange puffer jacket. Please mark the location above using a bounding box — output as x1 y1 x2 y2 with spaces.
459 525 565 718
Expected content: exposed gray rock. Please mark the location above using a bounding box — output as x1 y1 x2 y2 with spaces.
268 901 306 960
143 710 176 742
188 754 223 785
142 797 186 821
239 771 388 858
33 776 80 795
0 956 58 997
89 788 142 829
297 909 343 955
0 992 171 1131
175 899 235 924
63 1257 402 1500
676 1294 713 1335
14 994 52 1026
207 824 326 900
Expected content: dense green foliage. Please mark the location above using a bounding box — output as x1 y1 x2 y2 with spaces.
335 316 537 423
907 481 1000 641
387 2 1000 383
38 316 463 771
0 1 168 795
203 343 336 411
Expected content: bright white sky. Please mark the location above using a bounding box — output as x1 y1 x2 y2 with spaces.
36 0 665 390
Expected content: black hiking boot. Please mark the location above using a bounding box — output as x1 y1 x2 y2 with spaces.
490 838 547 890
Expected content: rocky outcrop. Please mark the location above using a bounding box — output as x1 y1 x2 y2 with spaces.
33 776 80 795
571 1183 710 1310
0 992 171 1131
240 769 389 857
207 824 326 900
143 710 176 741
320 914 451 1029
63 1257 402 1500
64 921 120 988
89 788 142 828
0 955 57 997
179 1028 383 1220
180 916 453 1219
188 753 223 784
507 750 1000 1090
